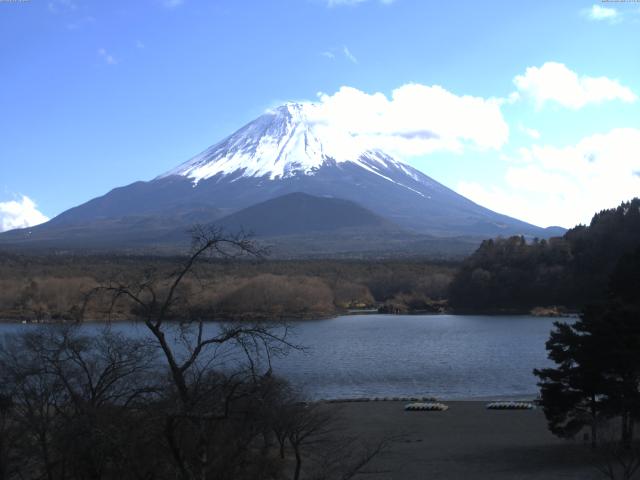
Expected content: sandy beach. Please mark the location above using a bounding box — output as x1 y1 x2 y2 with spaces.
329 401 599 480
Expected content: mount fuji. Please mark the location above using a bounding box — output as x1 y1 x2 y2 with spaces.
0 103 563 255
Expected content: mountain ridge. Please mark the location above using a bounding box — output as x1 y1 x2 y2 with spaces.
0 102 565 254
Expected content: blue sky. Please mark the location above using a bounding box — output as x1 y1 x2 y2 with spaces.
1 0 639 230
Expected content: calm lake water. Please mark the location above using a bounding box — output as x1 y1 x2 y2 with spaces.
0 314 567 400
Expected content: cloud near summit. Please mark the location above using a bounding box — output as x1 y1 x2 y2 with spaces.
306 84 509 156
301 64 636 160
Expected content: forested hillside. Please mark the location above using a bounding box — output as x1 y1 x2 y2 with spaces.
449 198 640 312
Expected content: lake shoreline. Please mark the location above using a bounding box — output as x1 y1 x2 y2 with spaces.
315 394 540 403
0 309 575 324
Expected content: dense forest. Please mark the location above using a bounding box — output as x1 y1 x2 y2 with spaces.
449 198 640 312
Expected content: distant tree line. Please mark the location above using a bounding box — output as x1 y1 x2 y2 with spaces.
449 198 640 312
0 254 455 321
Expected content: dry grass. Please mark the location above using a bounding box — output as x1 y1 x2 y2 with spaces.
0 253 457 321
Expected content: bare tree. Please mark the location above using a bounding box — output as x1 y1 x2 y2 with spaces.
309 435 390 480
89 226 297 480
285 403 334 480
0 330 66 480
593 423 640 480
264 384 389 480
0 226 387 480
0 326 160 480
0 394 17 480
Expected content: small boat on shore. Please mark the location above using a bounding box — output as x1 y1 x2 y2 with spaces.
404 402 449 411
486 401 534 410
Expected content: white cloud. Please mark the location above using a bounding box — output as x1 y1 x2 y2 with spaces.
0 196 49 233
513 62 637 109
320 48 358 62
136 40 145 49
457 128 640 228
343 46 358 64
98 48 117 65
307 84 509 156
584 4 619 21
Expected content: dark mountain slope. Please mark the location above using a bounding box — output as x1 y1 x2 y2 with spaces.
214 192 396 237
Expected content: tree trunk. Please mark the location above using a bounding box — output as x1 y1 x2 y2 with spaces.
165 416 191 480
146 322 190 404
591 397 598 449
198 426 208 480
622 412 632 449
293 444 302 480
0 439 6 480
39 433 54 480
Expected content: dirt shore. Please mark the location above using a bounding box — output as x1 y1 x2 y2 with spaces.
329 401 600 480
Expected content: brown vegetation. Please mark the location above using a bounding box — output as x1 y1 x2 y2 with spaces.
0 253 457 321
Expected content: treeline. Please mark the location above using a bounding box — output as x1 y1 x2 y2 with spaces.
0 256 456 321
449 198 640 312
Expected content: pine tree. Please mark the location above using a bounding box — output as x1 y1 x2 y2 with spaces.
535 248 640 448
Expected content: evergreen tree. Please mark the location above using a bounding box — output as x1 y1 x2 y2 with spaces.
535 249 640 448
534 315 608 447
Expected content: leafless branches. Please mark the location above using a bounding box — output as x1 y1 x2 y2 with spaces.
592 423 640 480
84 226 300 479
0 227 387 480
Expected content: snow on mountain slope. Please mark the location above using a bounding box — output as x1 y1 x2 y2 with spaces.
0 101 563 251
159 103 425 190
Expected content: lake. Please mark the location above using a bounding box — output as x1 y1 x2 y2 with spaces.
0 314 567 401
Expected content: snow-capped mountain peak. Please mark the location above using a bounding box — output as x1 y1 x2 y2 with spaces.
159 102 413 184
1 99 558 255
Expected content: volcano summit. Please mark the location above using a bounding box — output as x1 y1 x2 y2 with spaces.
0 103 562 255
